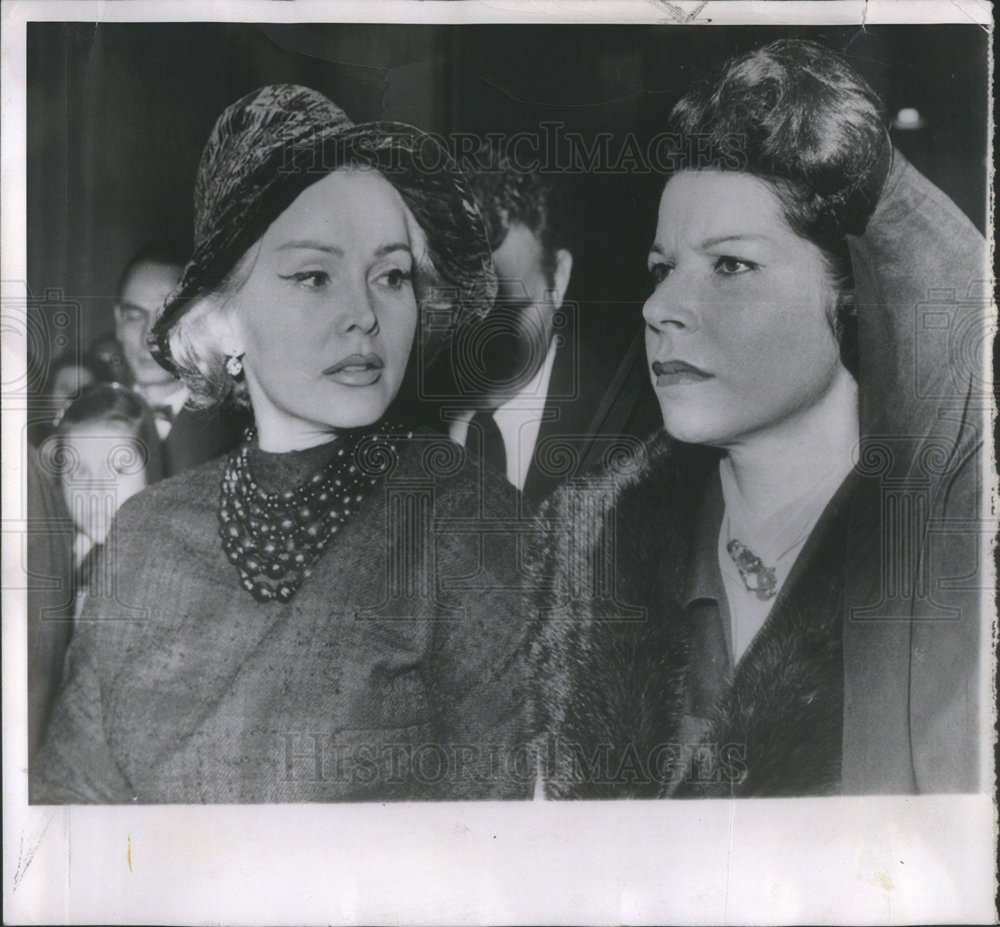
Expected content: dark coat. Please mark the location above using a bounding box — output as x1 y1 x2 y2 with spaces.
161 402 250 477
90 337 249 477
32 430 531 803
526 438 846 798
528 427 981 797
26 446 75 762
842 150 989 792
523 327 662 509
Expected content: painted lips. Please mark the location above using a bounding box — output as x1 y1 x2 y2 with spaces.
651 359 713 386
323 353 384 386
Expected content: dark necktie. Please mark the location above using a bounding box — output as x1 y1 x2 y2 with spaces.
76 541 105 599
470 409 507 477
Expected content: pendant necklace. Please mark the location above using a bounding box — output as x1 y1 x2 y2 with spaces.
726 537 778 601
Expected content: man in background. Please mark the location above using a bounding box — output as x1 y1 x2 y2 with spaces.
445 145 659 509
103 241 246 476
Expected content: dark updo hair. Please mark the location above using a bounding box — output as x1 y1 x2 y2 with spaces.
669 40 892 373
56 382 164 484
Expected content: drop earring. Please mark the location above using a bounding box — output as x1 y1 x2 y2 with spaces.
226 353 244 377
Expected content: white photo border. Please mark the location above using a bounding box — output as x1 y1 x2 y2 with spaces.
2 2 995 925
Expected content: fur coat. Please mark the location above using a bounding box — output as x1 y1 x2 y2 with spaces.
528 437 852 798
527 426 982 798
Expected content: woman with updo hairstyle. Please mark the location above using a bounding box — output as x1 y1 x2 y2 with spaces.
33 85 530 803
530 41 986 797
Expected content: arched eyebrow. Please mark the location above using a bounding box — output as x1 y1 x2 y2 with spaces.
273 241 412 258
698 234 768 249
374 243 412 258
276 241 344 255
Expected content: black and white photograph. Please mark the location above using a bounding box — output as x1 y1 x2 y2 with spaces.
2 1 995 923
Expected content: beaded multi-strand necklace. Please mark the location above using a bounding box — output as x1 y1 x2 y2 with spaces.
218 426 409 603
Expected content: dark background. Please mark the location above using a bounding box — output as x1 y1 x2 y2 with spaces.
26 22 990 373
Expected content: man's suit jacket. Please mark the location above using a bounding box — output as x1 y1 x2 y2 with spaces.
161 403 251 477
88 339 249 477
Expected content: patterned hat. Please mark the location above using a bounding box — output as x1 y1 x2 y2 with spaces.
150 84 496 374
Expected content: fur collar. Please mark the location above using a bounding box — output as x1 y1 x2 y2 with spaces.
528 436 852 798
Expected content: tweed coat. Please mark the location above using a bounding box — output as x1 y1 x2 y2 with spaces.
32 429 531 803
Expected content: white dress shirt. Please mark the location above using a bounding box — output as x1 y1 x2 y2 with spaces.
136 383 189 441
449 340 559 491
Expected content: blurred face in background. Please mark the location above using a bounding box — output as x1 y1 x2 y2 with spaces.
115 260 184 388
477 223 572 398
60 421 150 545
49 363 96 409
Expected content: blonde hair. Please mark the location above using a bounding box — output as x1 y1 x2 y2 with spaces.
165 240 260 409
166 200 443 412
